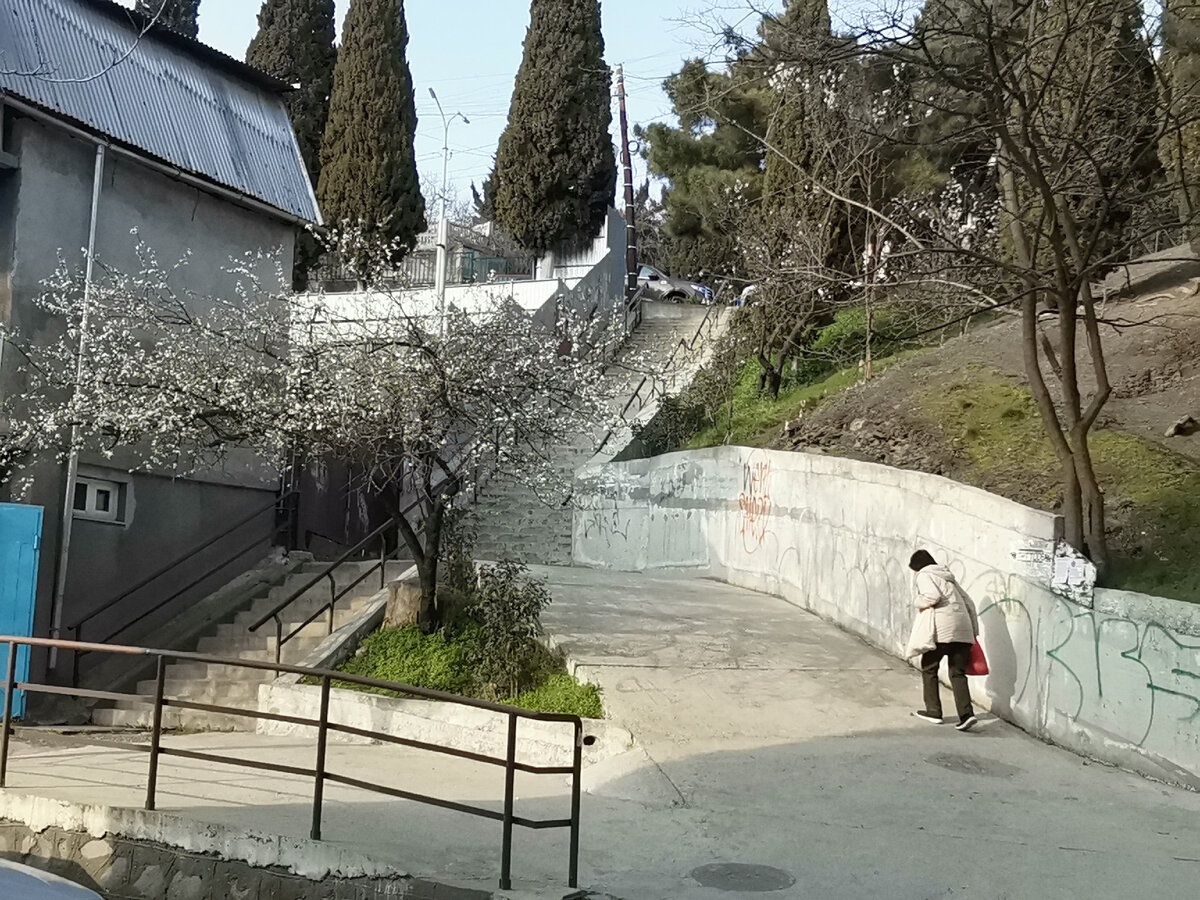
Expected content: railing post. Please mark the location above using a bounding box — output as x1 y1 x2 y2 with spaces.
379 533 387 589
71 626 81 689
500 712 517 890
311 675 331 840
327 573 336 635
569 721 582 888
145 655 166 811
273 616 283 668
0 641 17 788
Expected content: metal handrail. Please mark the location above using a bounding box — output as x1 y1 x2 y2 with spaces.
247 488 433 663
0 634 585 890
68 491 296 686
594 294 724 457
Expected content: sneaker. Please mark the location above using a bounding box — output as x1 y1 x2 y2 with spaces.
956 714 979 732
913 710 944 724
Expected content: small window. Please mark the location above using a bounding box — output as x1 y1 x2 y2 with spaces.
73 477 125 523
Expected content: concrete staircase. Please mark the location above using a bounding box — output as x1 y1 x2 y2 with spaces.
471 301 725 565
92 560 408 731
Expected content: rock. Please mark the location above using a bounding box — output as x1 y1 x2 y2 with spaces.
383 578 421 628
1165 415 1198 437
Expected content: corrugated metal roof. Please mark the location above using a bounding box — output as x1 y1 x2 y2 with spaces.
0 0 320 223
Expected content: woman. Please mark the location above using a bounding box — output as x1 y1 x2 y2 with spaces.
909 549 979 732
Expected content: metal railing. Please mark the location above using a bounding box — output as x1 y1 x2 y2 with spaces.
595 292 725 457
0 635 585 890
67 491 296 687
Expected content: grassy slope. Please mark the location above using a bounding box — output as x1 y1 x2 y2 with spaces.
922 376 1200 600
686 352 920 450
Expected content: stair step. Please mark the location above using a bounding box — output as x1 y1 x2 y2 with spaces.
92 706 251 732
136 679 262 704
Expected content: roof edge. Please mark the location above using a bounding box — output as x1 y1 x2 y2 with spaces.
84 0 294 94
2 92 316 225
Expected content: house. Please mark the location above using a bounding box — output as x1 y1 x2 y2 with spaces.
0 0 319 680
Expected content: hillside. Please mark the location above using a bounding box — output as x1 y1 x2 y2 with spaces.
678 278 1200 602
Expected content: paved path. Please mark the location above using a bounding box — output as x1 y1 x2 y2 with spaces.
533 567 1200 900
6 567 1200 899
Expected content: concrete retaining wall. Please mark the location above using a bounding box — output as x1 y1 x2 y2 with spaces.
0 800 488 899
573 447 1200 788
257 680 631 769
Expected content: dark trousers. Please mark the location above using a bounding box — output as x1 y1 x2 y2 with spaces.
920 642 974 720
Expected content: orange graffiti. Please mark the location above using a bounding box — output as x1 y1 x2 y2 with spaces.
738 459 772 553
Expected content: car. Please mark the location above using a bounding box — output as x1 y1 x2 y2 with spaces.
636 265 715 303
0 860 102 899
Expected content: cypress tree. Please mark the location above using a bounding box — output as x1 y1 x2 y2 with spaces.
1161 0 1200 244
136 0 200 39
246 0 337 189
493 0 617 254
247 1 337 289
317 0 425 261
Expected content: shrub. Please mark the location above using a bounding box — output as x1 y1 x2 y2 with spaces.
467 561 552 698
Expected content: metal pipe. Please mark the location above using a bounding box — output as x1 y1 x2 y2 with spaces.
48 142 105 672
145 655 166 810
500 712 517 890
0 642 16 787
311 675 330 840
569 721 582 887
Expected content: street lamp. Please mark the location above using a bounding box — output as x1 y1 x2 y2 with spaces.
428 88 469 336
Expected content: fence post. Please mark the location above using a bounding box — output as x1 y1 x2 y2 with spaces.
569 720 582 888
145 655 166 811
500 712 517 890
379 533 387 589
0 642 16 788
311 675 331 840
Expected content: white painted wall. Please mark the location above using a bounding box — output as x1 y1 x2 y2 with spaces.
573 447 1200 788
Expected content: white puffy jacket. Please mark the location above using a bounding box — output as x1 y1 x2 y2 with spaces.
914 565 979 645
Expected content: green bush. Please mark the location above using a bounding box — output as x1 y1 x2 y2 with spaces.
468 561 552 698
510 674 604 718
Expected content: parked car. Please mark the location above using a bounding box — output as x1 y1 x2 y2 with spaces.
636 265 715 303
0 861 101 899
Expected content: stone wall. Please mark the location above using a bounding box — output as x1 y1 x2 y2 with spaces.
0 820 488 900
573 446 1200 788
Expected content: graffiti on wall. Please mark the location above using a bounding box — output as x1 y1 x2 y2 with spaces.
980 594 1200 753
738 458 772 554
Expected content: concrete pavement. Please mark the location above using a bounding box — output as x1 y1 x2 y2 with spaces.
4 567 1200 898
533 567 1200 899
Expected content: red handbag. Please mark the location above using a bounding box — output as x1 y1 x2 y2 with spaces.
966 639 989 676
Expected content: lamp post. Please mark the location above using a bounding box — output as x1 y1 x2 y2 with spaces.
428 88 469 336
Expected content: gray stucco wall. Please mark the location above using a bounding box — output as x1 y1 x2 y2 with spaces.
0 114 296 679
574 447 1200 789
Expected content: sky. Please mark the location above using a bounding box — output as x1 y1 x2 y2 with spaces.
118 0 786 209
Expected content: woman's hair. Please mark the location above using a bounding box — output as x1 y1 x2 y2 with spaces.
909 549 937 572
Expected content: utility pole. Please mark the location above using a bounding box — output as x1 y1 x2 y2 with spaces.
428 88 469 336
615 65 638 298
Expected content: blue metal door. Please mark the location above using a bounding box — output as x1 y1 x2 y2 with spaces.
0 504 43 717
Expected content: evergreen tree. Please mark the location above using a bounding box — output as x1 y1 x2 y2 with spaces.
637 57 771 280
247 0 337 289
246 0 336 189
1161 0 1200 244
318 0 425 263
136 0 200 39
493 0 616 254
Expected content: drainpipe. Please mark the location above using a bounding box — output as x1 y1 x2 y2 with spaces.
48 144 105 670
